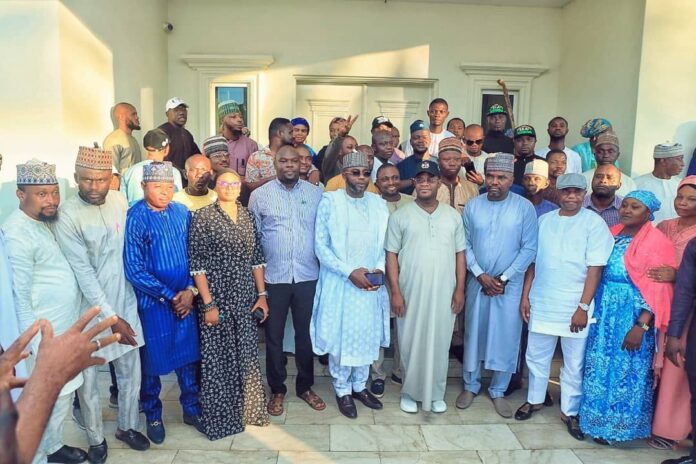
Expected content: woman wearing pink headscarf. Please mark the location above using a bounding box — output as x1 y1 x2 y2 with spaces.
650 176 696 450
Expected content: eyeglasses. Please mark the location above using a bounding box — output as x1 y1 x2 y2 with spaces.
465 139 483 146
217 181 241 189
348 169 372 178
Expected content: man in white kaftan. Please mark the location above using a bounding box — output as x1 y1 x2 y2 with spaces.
310 151 390 419
1 159 86 464
458 153 538 418
634 142 685 224
54 147 150 455
515 173 613 440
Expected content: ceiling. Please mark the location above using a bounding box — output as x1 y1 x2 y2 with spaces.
356 0 572 7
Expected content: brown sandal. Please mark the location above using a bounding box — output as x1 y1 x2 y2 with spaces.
267 393 285 416
297 389 327 411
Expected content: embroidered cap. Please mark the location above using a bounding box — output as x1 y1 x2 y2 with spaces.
165 97 188 112
595 131 619 149
580 118 612 138
409 120 428 134
438 137 464 156
217 100 242 123
341 150 369 170
75 146 113 171
514 124 536 139
143 161 174 183
485 153 515 174
371 116 394 130
653 142 684 159
17 158 58 185
415 160 440 177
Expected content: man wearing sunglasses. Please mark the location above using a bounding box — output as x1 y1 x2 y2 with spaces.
461 124 491 186
311 150 390 420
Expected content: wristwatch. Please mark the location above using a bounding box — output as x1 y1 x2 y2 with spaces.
578 303 590 312
635 321 650 332
187 285 199 297
499 274 509 285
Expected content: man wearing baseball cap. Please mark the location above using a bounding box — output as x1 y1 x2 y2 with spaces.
386 159 465 414
512 124 543 186
158 97 200 179
482 104 514 154
516 173 613 443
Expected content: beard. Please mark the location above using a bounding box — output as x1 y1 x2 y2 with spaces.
38 211 59 222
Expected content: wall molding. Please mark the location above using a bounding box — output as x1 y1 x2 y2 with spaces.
459 62 548 78
295 74 437 88
181 54 274 72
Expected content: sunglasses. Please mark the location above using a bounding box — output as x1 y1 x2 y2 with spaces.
217 181 241 189
465 139 483 146
348 169 372 178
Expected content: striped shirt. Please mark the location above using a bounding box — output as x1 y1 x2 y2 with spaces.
582 194 623 228
249 179 323 284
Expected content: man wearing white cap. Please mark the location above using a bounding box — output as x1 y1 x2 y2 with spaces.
158 97 200 177
522 159 558 217
1 159 87 463
515 173 613 442
635 142 685 223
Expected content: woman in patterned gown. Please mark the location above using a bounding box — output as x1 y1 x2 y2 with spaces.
580 190 675 444
188 169 270 440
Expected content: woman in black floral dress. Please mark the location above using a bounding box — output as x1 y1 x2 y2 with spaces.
188 169 270 440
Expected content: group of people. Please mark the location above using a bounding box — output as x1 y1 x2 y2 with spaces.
0 94 695 464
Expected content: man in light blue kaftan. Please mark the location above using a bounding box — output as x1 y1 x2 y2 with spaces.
310 151 390 419
458 153 538 418
123 161 201 444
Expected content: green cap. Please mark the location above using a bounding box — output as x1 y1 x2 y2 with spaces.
513 124 536 139
487 104 506 116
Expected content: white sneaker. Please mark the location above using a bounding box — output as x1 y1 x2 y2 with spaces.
400 394 418 413
431 400 447 413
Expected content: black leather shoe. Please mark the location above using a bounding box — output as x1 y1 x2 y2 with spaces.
352 389 383 410
543 391 554 406
514 402 542 421
47 445 88 463
86 440 107 464
662 457 694 464
336 394 358 419
562 415 585 441
115 428 150 451
146 420 165 444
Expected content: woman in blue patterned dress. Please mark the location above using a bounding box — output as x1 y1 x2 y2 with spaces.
580 191 675 444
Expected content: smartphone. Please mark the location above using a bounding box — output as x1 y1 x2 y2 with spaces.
252 308 265 322
464 162 477 174
365 272 385 286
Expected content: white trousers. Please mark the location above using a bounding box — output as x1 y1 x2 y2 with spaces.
525 331 587 416
32 393 71 464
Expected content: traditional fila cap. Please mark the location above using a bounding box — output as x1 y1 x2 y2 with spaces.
580 118 612 138
653 142 684 159
165 97 188 112
513 125 536 139
202 136 229 158
143 161 174 183
486 153 515 174
438 137 464 156
341 150 369 170
75 146 112 171
409 120 428 134
595 131 619 149
524 158 548 178
217 100 241 123
17 159 58 185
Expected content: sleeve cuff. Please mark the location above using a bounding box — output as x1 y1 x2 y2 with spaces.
470 263 484 278
161 287 177 302
666 325 684 338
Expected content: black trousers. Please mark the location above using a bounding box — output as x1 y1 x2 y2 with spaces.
265 280 317 396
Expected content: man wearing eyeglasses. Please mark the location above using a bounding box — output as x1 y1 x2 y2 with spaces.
461 124 491 187
311 150 390 420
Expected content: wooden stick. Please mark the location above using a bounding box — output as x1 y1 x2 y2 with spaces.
497 79 516 129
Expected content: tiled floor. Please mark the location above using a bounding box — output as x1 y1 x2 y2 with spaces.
61 360 689 463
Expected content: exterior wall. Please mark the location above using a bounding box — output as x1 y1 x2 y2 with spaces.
167 0 562 146
632 0 696 176
557 0 646 174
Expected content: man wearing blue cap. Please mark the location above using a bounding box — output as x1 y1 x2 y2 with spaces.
515 173 613 441
397 120 435 195
386 159 465 414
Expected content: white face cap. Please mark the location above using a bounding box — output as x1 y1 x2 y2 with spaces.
165 97 188 111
